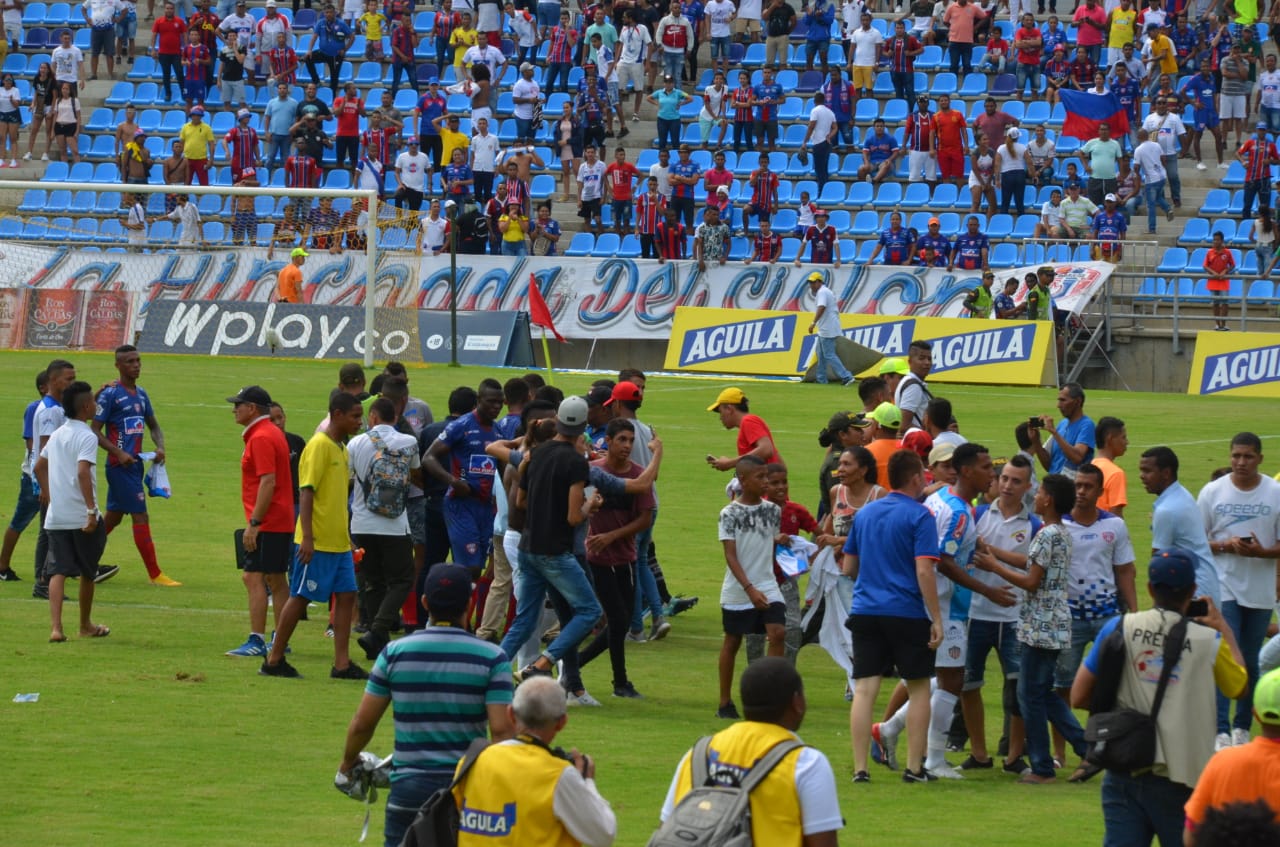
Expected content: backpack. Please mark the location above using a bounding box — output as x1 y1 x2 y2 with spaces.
360 429 413 518
400 738 489 847
646 736 804 847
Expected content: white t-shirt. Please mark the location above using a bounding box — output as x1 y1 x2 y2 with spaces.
51 45 85 83
1141 111 1186 157
650 162 671 198
462 44 504 78
348 424 422 536
850 26 884 66
700 84 727 122
167 203 201 245
1131 139 1166 183
995 142 1027 173
1040 200 1063 227
511 77 540 120
1259 70 1280 109
219 12 256 43
395 150 430 191
419 213 448 249
41 419 99 530
1198 475 1280 610
127 202 147 244
595 45 617 83
578 159 605 201
0 86 19 113
1026 138 1056 168
33 396 66 450
1 0 22 26
618 24 651 64
717 499 783 608
82 0 119 27
807 104 836 146
706 0 736 37
737 0 762 20
470 132 499 172
1062 510 1136 619
970 502 1037 623
660 741 843 836
813 285 842 337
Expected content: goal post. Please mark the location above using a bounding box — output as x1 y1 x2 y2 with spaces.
1 178 384 366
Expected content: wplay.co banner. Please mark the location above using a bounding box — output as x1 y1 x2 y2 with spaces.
664 306 1056 385
1187 331 1280 398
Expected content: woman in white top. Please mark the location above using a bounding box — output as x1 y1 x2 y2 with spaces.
968 132 996 214
1252 207 1277 277
555 101 580 202
699 69 728 150
50 81 81 165
0 73 22 168
994 126 1029 215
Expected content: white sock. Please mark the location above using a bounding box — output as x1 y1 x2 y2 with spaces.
926 689 959 771
883 700 909 737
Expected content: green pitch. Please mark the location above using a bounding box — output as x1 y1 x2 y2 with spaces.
0 350 1268 846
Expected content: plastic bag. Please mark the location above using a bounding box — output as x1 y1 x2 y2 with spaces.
144 461 171 499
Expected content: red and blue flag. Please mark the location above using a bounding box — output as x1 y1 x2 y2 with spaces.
1060 89 1130 140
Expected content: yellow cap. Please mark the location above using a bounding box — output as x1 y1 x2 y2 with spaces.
707 387 746 412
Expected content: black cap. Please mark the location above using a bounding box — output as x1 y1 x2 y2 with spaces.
587 385 613 407
424 563 473 611
227 385 273 407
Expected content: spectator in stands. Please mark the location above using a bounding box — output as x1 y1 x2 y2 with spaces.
162 138 186 210
1258 54 1280 133
730 70 754 153
179 105 214 185
979 28 1009 74
393 137 429 212
529 203 560 256
996 127 1029 216
1067 45 1095 92
1058 182 1097 241
332 82 365 178
510 62 542 146
468 117 498 203
447 12 478 78
694 205 730 272
933 93 968 187
974 98 1018 151
221 108 260 184
1220 43 1251 152
753 66 784 153
415 197 448 255
266 30 298 85
1141 94 1185 208
794 189 818 236
228 168 257 245
577 144 605 235
1203 230 1235 331
868 211 914 266
803 92 837 192
179 29 210 109
762 0 796 69
903 94 936 185
151 3 186 102
216 30 249 112
552 101 581 202
943 0 984 75
52 28 85 97
188 0 219 88
442 147 474 205
1034 188 1065 240
847 11 880 93
657 1 694 83
1072 0 1106 65
821 70 855 154
741 154 778 234
745 218 782 264
656 206 686 263
633 178 666 258
1181 65 1226 171
256 1 292 78
1092 193 1127 262
797 209 840 267
1044 45 1071 107
1009 14 1042 99
159 192 202 246
856 117 898 185
647 75 689 152
703 148 732 198
23 63 55 163
291 109 332 165
884 20 922 105
500 156 532 217
1131 128 1174 233
948 215 989 272
413 78 445 172
577 63 610 151
667 144 700 229
118 127 150 184
306 5 354 98
542 9 576 94
285 139 320 210
916 217 950 265
81 0 120 81
994 276 1023 318
1024 126 1056 187
305 196 343 253
1238 122 1279 222
360 111 396 196
1082 121 1123 205
968 131 996 213
263 82 298 169
699 69 730 149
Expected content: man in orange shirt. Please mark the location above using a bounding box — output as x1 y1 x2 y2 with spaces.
1092 415 1128 516
1203 230 1235 332
932 94 969 186
276 246 307 302
865 402 903 490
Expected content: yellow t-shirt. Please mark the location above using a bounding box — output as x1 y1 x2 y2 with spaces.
450 28 479 70
359 12 386 41
1107 8 1136 47
295 431 351 552
500 214 527 242
439 127 469 171
179 121 215 161
1151 34 1178 75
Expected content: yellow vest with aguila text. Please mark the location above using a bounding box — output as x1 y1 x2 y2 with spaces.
453 738 580 847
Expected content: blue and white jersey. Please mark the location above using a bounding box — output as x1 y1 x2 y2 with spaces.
925 485 977 622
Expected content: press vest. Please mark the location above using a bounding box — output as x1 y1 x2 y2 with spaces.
453 738 580 847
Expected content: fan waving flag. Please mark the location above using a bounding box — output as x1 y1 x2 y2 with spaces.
1059 89 1130 140
527 273 564 342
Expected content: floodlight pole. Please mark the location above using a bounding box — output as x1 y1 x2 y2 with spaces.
448 204 459 368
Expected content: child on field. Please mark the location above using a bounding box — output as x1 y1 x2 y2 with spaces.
716 455 785 719
1204 230 1235 332
745 464 816 665
973 473 1090 784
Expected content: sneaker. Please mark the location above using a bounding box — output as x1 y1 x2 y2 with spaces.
566 689 602 706
618 127 629 138
1217 162 1229 169
1002 757 1031 775
226 634 267 657
959 754 993 770
649 616 672 641
716 701 740 719
32 582 49 600
324 624 335 638
1196 162 1207 170
902 768 937 783
357 629 388 661
40 153 48 161
1166 208 1175 222
0 568 21 581
259 658 302 678
150 573 182 586
331 662 369 680
613 682 643 698
852 770 871 783
21 152 30 161
946 742 966 753
515 662 553 683
1216 732 1235 750
667 596 699 616
631 114 640 122
1232 728 1251 746
265 630 291 655
93 565 120 584
872 721 899 771
929 761 965 779
6 160 14 168
625 629 648 643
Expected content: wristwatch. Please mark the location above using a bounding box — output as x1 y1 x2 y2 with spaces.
249 518 263 527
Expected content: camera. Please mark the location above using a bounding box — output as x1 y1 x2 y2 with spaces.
1028 415 1040 428
1187 599 1209 618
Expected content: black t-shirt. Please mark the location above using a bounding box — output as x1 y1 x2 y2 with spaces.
418 416 453 499
220 45 246 81
293 124 329 160
765 2 796 38
284 430 307 505
298 98 333 121
520 439 589 555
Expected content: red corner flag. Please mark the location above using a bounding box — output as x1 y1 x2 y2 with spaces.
527 274 564 342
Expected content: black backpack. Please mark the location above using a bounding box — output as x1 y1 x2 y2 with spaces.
646 736 804 847
399 738 489 847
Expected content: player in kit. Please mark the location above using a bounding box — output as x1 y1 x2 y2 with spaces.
91 345 181 586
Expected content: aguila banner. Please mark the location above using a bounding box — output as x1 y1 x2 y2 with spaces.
1187 331 1280 398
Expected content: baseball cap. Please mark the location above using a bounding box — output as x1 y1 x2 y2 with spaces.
1259 122 1269 130
427 76 439 84
901 429 933 458
587 385 613 407
707 387 746 412
407 136 419 144
291 247 308 258
519 61 534 72
606 381 642 407
444 199 457 209
928 216 940 226
807 271 825 283
827 410 868 431
189 106 205 116
717 185 729 195
265 0 277 7
237 108 251 119
133 128 146 136
423 563 473 612
1254 668 1280 726
226 385 273 406
928 442 956 465
878 357 909 376
1006 127 1020 139
1104 193 1118 202
556 395 589 437
916 93 929 100
814 208 828 217
1148 548 1197 589
871 402 902 430
241 167 256 179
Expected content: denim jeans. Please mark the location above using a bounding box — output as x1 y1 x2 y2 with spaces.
1015 62 1040 97
630 513 662 631
662 50 683 81
1264 105 1280 133
1162 154 1181 204
500 550 601 664
545 61 571 93
1054 616 1109 688
501 240 527 256
268 134 291 168
1000 169 1026 215
890 70 915 102
1019 644 1087 778
948 42 973 74
1218 600 1272 734
1242 178 1272 222
657 117 681 150
1142 179 1171 232
384 771 453 847
964 618 1022 689
813 140 832 190
1101 770 1192 847
814 334 852 384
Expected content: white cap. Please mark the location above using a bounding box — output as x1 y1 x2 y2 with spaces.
1104 193 1118 202
716 186 729 195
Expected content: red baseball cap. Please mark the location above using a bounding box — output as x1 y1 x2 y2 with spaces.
605 381 642 407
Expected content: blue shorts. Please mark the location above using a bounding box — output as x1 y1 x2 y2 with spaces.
106 462 147 514
536 2 560 28
1193 108 1219 131
291 549 358 601
9 474 40 532
964 618 1022 691
443 496 494 568
710 35 731 59
183 80 206 103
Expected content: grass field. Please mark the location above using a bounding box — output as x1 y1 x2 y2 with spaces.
0 350 1272 847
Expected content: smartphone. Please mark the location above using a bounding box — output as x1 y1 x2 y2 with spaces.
1028 415 1040 428
1187 599 1209 617
583 485 598 501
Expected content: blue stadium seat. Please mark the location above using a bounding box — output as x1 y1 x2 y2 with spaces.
772 209 798 232
69 190 94 213
592 233 620 256
1220 161 1246 188
795 70 823 95
73 28 90 50
937 212 961 236
901 183 929 209
929 73 957 96
1156 247 1188 273
872 72 894 97
294 7 316 28
853 98 878 123
989 242 1018 268
127 55 157 81
104 82 134 107
616 235 641 258
930 184 959 210
780 124 808 149
73 217 99 242
989 73 1017 98
21 218 48 240
47 217 74 241
881 99 907 124
44 189 71 213
160 110 185 133
44 2 72 25
872 182 902 208
90 162 118 183
378 227 407 250
958 73 986 98
742 43 766 68
17 189 47 212
1248 280 1277 304
1 54 25 77
530 174 556 200
1133 277 1166 306
565 232 594 257
88 135 115 161
1012 214 1038 240
1210 219 1237 241
21 3 47 25
94 191 122 214
1023 101 1051 127
133 82 159 106
1227 191 1244 216
779 238 800 262
98 219 123 242
850 209 879 236
916 45 943 71
1047 102 1066 128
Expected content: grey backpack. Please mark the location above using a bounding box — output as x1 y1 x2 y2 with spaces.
360 429 413 518
646 736 804 847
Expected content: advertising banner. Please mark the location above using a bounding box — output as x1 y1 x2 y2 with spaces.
665 307 1055 385
1 244 1116 342
1187 331 1280 398
0 288 136 351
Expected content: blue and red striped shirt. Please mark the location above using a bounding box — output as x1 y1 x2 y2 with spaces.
636 193 665 234
656 220 686 259
224 126 259 171
285 154 319 188
548 26 576 63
